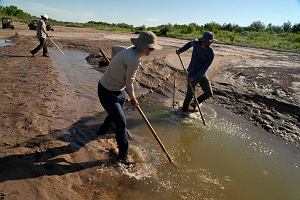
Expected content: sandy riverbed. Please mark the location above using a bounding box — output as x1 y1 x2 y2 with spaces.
0 23 299 199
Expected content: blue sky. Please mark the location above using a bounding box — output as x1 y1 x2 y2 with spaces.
2 0 300 26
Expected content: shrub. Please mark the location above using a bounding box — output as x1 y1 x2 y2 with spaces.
294 36 300 43
159 24 173 36
292 23 300 33
248 21 265 32
134 25 147 34
204 22 221 33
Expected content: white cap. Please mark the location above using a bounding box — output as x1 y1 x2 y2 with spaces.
41 14 49 20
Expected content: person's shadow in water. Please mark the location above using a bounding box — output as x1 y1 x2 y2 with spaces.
0 112 117 183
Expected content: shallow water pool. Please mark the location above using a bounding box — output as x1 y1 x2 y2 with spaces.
0 40 11 47
50 48 300 200
123 102 300 200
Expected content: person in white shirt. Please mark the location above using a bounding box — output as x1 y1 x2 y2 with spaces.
30 14 49 57
98 31 162 164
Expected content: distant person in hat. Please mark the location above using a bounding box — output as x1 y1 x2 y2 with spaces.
176 31 216 112
98 31 162 164
30 14 49 57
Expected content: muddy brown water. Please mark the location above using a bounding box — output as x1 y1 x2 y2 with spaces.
50 48 101 117
50 48 300 200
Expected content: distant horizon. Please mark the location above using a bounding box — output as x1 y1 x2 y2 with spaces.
1 0 300 27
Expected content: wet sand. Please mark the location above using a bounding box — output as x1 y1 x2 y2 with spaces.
0 24 299 199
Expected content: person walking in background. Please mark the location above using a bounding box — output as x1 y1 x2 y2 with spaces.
176 31 216 112
98 31 162 164
30 14 49 57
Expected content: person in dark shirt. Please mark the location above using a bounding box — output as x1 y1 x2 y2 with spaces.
176 31 216 112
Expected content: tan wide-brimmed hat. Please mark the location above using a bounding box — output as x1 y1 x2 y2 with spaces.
131 31 162 50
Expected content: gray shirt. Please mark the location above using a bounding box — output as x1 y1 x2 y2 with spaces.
99 46 141 99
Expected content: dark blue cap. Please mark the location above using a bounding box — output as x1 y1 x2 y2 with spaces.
199 31 217 43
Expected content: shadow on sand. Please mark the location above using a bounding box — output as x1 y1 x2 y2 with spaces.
0 112 113 183
0 104 155 183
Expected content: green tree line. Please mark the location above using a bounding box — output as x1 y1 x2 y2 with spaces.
0 5 32 23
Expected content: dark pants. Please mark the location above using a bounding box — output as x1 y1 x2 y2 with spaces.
31 38 48 55
182 76 213 110
98 83 128 159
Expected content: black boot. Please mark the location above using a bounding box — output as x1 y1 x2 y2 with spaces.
97 124 110 135
181 104 189 112
190 100 202 111
117 155 133 165
30 50 35 57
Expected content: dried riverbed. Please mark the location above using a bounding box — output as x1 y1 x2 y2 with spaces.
0 25 299 199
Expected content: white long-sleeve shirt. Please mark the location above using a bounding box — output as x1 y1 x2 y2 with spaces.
37 19 47 39
99 46 141 99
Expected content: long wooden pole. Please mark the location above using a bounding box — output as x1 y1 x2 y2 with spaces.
48 37 64 54
172 75 176 109
99 48 110 63
100 47 175 165
178 54 206 126
136 106 175 165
